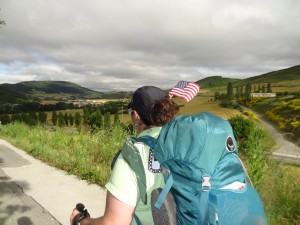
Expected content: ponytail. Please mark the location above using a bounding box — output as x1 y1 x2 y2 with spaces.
150 98 179 126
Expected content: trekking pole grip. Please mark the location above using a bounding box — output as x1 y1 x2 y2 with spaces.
73 203 90 225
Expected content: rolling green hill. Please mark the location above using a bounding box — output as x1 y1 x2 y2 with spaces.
195 76 240 89
0 81 106 104
1 81 100 94
237 65 300 84
195 65 300 89
0 85 30 104
0 65 299 105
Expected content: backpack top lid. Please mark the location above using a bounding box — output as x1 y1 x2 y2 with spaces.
153 112 238 182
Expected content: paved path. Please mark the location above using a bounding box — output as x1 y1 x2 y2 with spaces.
0 139 107 225
249 109 300 164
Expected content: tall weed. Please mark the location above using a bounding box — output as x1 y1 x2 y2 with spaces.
239 126 269 190
262 161 300 225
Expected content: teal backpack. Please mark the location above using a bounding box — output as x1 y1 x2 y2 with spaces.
137 112 268 225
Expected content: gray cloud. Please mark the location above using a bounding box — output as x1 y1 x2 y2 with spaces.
0 0 299 92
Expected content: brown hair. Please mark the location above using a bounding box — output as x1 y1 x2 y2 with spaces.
149 98 179 126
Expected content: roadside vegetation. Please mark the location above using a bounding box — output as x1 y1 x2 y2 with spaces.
0 69 299 224
1 100 299 224
254 97 300 146
229 115 300 224
0 122 127 186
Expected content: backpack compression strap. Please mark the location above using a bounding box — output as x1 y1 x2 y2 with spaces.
154 168 174 209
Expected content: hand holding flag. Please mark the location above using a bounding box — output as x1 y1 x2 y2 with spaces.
168 81 200 102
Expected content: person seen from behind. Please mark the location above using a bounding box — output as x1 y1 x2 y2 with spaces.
70 86 179 225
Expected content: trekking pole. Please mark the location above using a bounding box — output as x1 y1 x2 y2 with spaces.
73 203 90 225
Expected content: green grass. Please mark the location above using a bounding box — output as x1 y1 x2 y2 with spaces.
1 116 299 224
261 161 300 225
0 123 126 186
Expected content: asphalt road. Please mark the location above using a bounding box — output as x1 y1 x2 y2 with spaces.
238 103 300 164
252 110 300 164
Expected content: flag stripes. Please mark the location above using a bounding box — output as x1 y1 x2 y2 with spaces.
168 81 200 102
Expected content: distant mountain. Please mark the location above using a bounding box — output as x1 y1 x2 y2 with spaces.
238 65 300 84
0 84 29 104
195 76 240 89
195 65 300 88
1 81 100 95
0 81 105 104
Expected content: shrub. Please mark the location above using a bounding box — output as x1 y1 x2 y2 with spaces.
228 115 254 143
229 115 269 190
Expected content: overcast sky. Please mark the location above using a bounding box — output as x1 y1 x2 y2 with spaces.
0 0 299 92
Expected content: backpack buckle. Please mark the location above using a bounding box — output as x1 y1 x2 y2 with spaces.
202 176 211 192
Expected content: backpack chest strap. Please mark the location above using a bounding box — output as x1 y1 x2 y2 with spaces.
198 173 211 225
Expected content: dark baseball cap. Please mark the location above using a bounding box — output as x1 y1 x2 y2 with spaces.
128 86 166 125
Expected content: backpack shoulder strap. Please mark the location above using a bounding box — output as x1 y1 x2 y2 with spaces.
112 136 148 205
138 136 175 210
137 135 157 149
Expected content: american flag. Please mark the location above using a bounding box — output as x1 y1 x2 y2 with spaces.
168 81 200 102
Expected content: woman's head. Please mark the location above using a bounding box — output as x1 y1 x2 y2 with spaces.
128 86 179 130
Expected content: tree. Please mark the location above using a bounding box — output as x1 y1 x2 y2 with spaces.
82 105 93 125
64 113 69 126
104 112 111 130
89 110 103 129
58 112 65 127
52 111 58 125
27 112 38 126
114 114 120 125
69 113 74 126
226 82 233 99
262 84 266 93
235 87 239 98
267 82 272 93
38 112 47 124
245 83 252 100
74 112 82 126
